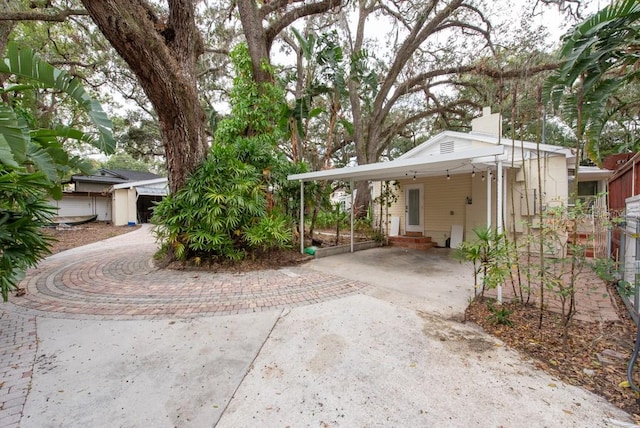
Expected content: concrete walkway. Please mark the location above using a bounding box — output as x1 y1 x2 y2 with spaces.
0 225 635 427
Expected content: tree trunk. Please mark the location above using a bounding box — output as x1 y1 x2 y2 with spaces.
236 0 273 85
0 1 16 104
80 0 208 193
237 0 344 85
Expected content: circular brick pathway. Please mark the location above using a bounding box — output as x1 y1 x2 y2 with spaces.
13 226 367 320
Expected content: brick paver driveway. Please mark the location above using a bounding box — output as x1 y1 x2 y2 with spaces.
12 225 368 320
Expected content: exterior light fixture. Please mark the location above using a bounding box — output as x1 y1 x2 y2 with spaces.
446 170 450 180
471 166 476 178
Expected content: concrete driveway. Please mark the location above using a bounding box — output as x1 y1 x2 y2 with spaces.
308 246 474 319
1 227 634 427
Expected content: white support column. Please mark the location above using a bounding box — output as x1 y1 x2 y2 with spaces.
486 169 492 229
350 181 355 253
496 160 503 304
300 180 304 254
496 161 503 233
503 168 508 226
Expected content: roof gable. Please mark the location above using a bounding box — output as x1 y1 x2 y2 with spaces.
398 131 498 160
398 130 573 162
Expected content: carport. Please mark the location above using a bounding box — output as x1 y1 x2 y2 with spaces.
287 145 506 254
287 145 508 301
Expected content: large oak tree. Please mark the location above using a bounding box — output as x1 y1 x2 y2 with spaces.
2 0 344 192
79 0 207 193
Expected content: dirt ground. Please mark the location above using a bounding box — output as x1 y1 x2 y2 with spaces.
43 222 142 254
43 221 312 271
42 222 640 420
466 291 640 421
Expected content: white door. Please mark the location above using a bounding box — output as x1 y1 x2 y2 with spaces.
405 184 423 233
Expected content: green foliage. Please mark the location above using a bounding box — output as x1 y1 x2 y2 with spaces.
0 43 115 196
101 152 150 173
545 0 640 164
618 280 634 298
315 206 349 230
590 257 618 284
0 44 114 301
152 44 294 262
113 112 165 174
487 302 514 327
152 144 291 261
0 43 115 157
532 200 593 339
454 226 509 298
0 169 55 301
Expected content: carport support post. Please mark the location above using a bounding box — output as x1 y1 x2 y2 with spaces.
300 180 304 254
350 181 354 253
486 168 491 229
496 160 503 304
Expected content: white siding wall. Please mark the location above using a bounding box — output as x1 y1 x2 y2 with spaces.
75 182 111 193
112 189 130 226
386 174 472 246
424 174 472 246
48 195 112 221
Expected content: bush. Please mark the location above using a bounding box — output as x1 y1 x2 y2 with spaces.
152 144 292 261
0 170 55 301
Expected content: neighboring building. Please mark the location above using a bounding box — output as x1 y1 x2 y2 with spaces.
289 107 612 251
49 169 167 225
607 153 640 215
110 178 168 226
605 152 640 265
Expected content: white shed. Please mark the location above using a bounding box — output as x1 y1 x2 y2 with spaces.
110 178 168 226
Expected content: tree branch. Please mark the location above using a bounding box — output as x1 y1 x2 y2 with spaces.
0 9 89 22
264 0 343 49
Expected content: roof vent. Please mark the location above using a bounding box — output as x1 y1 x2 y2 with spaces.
440 141 454 154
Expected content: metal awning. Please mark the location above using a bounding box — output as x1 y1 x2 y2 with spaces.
287 146 505 182
136 186 168 197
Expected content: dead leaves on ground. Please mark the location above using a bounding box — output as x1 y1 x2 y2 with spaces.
465 289 640 420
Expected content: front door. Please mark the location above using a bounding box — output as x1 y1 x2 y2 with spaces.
405 184 423 233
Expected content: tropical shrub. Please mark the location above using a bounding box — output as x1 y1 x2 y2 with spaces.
454 226 509 298
0 171 56 301
0 44 114 301
152 144 292 261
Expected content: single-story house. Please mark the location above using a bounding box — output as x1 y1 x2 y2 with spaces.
48 169 167 225
288 107 612 253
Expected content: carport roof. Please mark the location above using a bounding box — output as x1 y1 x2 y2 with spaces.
136 186 168 196
111 177 168 190
287 146 505 182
